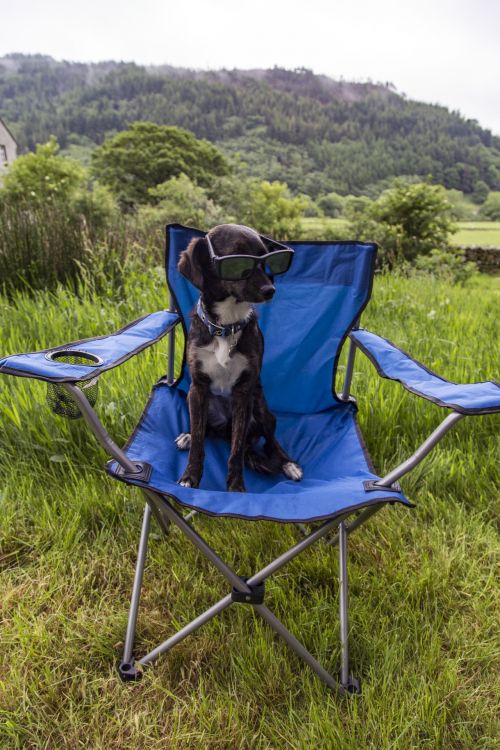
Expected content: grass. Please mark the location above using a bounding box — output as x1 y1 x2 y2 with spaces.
0 271 499 749
451 222 500 247
300 217 500 247
300 217 350 239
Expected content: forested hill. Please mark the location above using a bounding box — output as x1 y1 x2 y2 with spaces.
1 53 499 198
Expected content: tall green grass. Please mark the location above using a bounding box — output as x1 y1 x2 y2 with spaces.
0 272 498 749
0 203 89 290
0 202 166 292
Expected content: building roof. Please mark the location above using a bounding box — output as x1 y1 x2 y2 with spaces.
0 117 18 145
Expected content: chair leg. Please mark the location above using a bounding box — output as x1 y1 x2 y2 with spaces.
122 492 372 693
255 604 347 696
118 503 152 682
338 520 361 694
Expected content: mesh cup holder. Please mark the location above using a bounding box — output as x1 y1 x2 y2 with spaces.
45 350 103 419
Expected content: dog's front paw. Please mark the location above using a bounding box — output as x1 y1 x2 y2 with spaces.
227 476 246 493
175 432 191 450
177 468 201 489
283 462 303 481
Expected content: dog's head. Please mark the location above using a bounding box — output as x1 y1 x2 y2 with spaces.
178 224 278 303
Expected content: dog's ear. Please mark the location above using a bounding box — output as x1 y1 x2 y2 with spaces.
177 237 208 289
259 235 277 254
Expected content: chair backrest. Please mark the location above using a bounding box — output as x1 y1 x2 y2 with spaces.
166 223 376 414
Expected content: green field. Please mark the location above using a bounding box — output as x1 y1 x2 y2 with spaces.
451 222 500 246
300 218 500 247
0 272 499 749
300 217 350 238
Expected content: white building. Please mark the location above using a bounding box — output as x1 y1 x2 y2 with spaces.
0 117 17 174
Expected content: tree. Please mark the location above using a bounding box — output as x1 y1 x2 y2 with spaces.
238 180 307 239
479 191 500 221
139 173 226 230
91 122 230 207
317 191 345 217
348 181 456 264
0 136 85 206
470 180 489 205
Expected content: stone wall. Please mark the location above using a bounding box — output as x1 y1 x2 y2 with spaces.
459 246 500 274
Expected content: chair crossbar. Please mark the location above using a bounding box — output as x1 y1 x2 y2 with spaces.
376 411 464 487
119 489 382 694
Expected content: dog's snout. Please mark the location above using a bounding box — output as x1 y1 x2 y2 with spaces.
261 284 275 300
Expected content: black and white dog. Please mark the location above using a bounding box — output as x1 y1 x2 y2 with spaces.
175 223 303 492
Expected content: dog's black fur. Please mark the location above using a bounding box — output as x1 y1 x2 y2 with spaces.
176 223 302 492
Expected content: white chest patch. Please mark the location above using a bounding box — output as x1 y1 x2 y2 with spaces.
196 296 252 396
213 297 253 325
197 341 248 396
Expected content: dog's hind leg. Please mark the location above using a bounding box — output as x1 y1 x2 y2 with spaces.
227 378 254 492
251 384 303 481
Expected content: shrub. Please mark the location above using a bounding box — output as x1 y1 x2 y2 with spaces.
444 189 478 221
317 191 345 218
0 137 85 207
301 194 323 218
347 181 456 265
71 183 119 237
238 180 307 238
413 248 478 285
139 173 226 232
479 192 500 221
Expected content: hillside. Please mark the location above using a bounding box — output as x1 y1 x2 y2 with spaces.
1 54 499 197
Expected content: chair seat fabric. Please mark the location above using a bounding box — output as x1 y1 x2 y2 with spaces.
107 384 412 523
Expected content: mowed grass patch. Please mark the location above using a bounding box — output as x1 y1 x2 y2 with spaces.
0 272 498 749
451 222 500 247
300 217 350 239
300 217 500 248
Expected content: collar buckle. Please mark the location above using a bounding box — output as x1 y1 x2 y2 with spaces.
196 297 253 339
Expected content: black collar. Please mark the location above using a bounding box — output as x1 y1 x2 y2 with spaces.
196 298 254 337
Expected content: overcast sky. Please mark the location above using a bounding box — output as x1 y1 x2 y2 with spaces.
2 0 499 135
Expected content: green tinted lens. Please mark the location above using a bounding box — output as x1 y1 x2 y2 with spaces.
266 251 292 275
219 256 255 280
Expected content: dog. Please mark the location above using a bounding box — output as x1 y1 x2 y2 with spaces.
175 223 303 492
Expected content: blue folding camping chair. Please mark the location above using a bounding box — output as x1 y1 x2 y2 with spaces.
1 223 499 696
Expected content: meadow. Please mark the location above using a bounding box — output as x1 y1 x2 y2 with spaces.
300 218 500 247
0 268 498 749
451 222 500 246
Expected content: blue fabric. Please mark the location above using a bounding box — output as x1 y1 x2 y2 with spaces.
351 328 500 415
166 224 377 413
0 311 179 383
107 384 412 523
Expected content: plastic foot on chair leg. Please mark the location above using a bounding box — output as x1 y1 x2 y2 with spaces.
341 675 361 695
117 659 143 682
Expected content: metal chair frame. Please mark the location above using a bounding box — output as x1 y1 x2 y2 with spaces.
61 316 465 696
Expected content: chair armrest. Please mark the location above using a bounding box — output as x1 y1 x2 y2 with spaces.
350 328 500 415
0 310 180 384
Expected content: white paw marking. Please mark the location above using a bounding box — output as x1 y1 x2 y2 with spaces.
179 479 192 487
283 462 303 481
175 433 191 450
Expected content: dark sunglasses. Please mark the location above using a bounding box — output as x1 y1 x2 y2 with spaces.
206 233 294 281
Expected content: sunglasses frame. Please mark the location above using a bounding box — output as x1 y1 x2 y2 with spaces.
205 233 294 281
